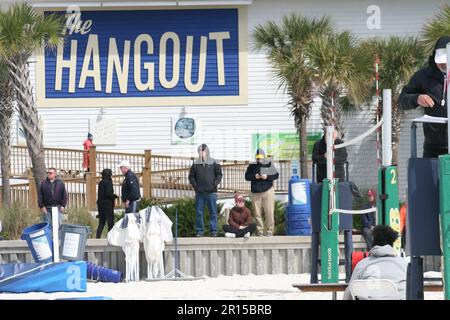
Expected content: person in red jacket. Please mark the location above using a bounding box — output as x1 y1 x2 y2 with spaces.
223 193 257 238
83 133 95 171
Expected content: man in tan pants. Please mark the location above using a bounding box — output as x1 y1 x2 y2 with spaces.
245 149 279 236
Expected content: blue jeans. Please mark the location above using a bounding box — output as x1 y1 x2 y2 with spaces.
43 207 62 228
195 193 218 234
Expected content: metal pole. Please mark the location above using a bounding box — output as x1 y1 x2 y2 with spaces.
175 208 179 278
382 89 392 166
411 123 417 158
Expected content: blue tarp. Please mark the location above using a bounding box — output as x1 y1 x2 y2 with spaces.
0 261 87 293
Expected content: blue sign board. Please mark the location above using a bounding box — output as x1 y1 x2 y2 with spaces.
37 8 247 107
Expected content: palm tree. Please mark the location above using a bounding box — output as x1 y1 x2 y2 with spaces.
0 62 14 208
0 3 64 187
361 37 426 164
252 14 333 178
305 31 373 139
422 4 450 55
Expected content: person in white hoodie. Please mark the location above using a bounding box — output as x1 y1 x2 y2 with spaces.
343 225 409 300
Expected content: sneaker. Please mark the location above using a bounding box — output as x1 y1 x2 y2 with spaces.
225 232 236 238
243 232 250 238
257 231 264 237
211 232 217 237
196 233 203 237
266 232 273 237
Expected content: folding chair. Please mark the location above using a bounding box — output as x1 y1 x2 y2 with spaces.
349 279 399 300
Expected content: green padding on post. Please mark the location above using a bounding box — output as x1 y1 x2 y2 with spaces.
320 179 339 283
439 155 450 300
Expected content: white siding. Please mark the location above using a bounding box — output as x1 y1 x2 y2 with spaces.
27 0 441 193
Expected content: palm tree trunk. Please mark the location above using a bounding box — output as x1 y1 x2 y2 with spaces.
0 83 14 208
299 120 309 179
0 112 12 208
1 140 12 208
7 60 47 187
321 86 345 138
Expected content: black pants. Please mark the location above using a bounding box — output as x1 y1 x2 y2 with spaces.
362 227 373 250
96 209 114 238
223 223 257 237
401 229 406 250
423 147 448 158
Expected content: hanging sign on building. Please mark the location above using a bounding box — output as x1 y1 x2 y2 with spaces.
36 8 247 107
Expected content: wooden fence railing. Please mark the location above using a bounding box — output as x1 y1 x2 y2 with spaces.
2 145 298 209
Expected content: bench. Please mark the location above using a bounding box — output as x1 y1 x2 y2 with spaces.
293 281 443 300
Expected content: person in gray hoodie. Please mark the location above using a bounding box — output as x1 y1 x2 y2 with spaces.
343 225 408 300
189 144 223 237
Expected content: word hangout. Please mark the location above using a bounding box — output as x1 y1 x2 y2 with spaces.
53 26 232 94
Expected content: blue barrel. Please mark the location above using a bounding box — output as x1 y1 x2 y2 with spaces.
285 204 312 236
87 262 122 283
21 223 53 263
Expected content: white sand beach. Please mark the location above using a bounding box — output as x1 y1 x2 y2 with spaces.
0 273 443 300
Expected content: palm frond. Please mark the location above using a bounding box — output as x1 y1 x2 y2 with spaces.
421 4 450 55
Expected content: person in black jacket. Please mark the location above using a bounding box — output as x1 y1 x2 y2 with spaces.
96 168 118 238
38 167 68 227
189 144 222 237
399 36 450 157
361 189 377 250
244 149 279 236
312 128 348 183
119 160 141 213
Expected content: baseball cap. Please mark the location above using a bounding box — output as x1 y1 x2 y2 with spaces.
367 189 376 196
255 149 265 159
119 160 130 168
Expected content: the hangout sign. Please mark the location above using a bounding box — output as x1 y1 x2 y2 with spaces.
36 8 247 107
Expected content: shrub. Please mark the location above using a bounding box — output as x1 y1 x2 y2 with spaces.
161 198 224 237
0 204 40 240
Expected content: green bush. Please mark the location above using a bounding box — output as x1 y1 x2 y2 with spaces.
160 198 224 237
0 204 40 240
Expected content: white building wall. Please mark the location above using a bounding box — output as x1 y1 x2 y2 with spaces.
20 0 445 196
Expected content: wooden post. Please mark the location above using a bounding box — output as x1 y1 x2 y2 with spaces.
85 172 96 211
28 173 38 210
143 149 152 199
89 146 97 174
